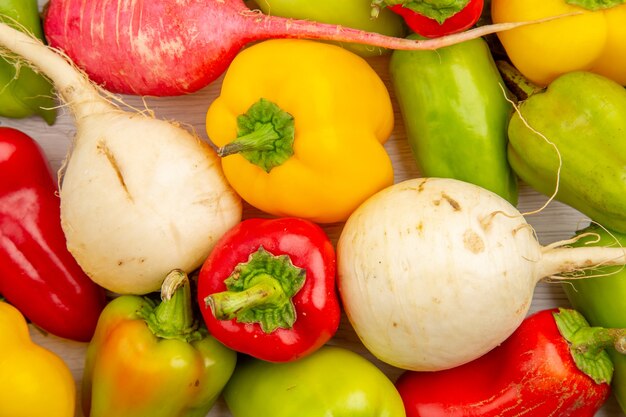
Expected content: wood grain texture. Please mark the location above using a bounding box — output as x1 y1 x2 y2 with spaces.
3 4 624 414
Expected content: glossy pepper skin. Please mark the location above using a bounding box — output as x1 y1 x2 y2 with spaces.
197 217 340 362
396 308 621 417
563 224 626 414
0 301 76 417
82 270 237 417
0 0 56 124
389 36 517 204
206 39 394 224
505 70 626 233
0 127 106 342
377 0 483 38
492 0 626 86
224 345 406 417
254 0 406 57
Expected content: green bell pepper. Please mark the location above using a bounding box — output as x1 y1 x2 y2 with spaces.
504 67 626 233
253 0 406 57
0 0 56 124
82 270 237 417
224 345 406 417
562 224 626 414
389 36 518 205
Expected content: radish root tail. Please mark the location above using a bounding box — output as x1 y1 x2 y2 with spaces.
499 83 563 217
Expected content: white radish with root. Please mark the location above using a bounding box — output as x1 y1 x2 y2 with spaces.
337 177 626 371
0 22 242 295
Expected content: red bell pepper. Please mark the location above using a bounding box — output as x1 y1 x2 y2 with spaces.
395 308 625 417
197 217 340 362
0 127 106 342
374 0 484 38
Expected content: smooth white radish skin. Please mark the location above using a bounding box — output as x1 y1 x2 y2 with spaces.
0 22 242 294
337 177 626 371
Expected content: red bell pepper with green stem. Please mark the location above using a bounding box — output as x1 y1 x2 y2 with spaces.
0 127 106 342
395 308 624 417
197 217 340 362
373 0 484 38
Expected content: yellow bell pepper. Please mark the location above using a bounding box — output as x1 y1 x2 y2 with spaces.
0 301 76 417
206 39 394 224
492 0 626 86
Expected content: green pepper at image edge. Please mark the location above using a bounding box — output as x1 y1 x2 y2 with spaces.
0 0 56 124
503 66 626 233
562 224 626 414
389 35 518 205
224 345 406 417
253 0 406 57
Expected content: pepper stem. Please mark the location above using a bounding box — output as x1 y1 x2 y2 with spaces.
496 60 544 101
216 98 295 173
204 247 306 334
207 274 286 320
218 123 280 157
553 308 626 385
140 269 203 343
571 327 626 355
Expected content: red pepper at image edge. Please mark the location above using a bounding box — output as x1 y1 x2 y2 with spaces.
387 0 484 38
0 127 106 342
197 217 340 362
396 308 626 417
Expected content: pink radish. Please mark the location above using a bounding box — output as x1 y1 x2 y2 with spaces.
43 0 567 96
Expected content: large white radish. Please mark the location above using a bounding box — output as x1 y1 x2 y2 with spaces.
337 177 626 371
0 22 242 294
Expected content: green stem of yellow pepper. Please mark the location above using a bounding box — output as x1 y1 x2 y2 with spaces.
217 98 295 173
218 123 279 155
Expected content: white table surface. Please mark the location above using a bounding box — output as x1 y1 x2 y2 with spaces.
2 2 624 415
